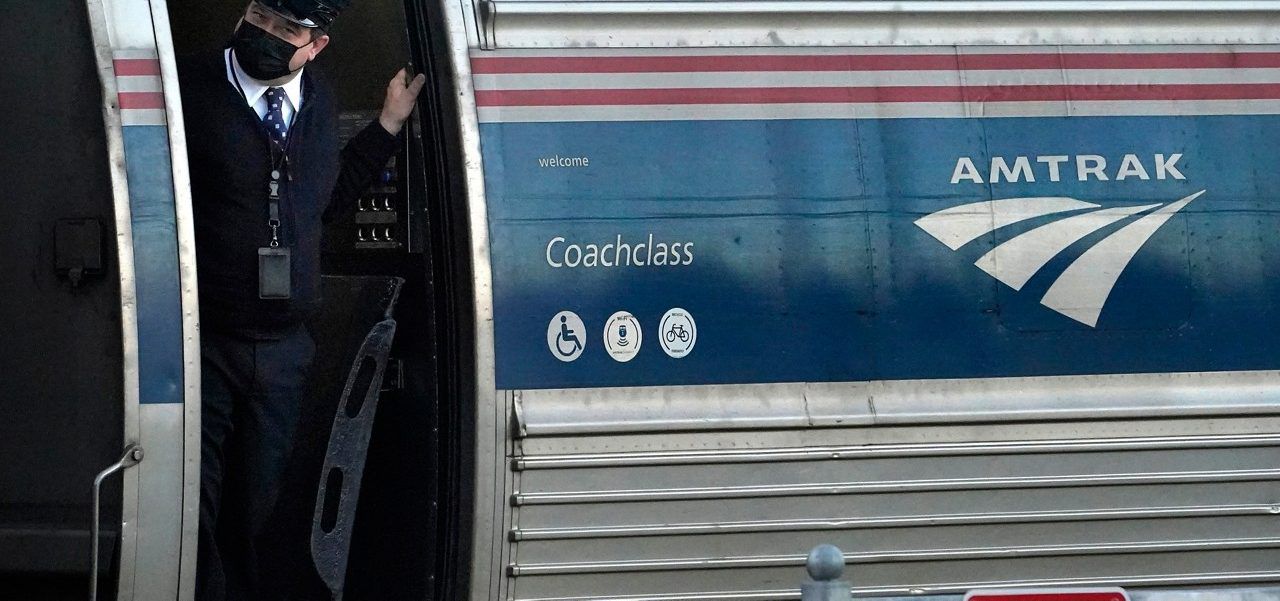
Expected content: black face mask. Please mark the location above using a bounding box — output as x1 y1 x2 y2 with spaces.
231 21 309 81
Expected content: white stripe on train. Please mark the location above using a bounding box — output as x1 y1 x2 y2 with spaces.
476 99 1280 123
474 68 1280 91
468 45 1280 59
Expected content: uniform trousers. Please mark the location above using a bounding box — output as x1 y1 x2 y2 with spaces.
197 323 315 601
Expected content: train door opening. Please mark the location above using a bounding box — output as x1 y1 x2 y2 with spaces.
0 2 127 599
166 1 474 599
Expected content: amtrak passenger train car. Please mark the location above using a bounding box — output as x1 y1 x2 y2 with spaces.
6 0 1280 600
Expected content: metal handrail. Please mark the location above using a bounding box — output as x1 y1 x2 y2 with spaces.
89 444 143 601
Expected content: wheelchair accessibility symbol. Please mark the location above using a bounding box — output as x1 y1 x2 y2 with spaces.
659 308 697 358
547 311 586 362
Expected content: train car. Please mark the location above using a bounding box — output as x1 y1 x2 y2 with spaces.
0 1 198 598
453 1 1280 599
6 1 1280 600
1 0 467 599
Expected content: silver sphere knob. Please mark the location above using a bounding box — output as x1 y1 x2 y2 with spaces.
806 544 845 581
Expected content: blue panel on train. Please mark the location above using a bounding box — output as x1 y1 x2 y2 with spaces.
479 116 1280 389
123 125 184 403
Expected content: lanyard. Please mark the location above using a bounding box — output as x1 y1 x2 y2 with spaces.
230 65 289 248
267 169 282 248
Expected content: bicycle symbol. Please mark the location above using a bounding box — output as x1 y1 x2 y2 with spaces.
665 323 690 344
659 308 697 358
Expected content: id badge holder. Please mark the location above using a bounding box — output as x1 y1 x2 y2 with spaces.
259 171 291 299
258 246 292 299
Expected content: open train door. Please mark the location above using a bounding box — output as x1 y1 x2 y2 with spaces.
0 1 198 599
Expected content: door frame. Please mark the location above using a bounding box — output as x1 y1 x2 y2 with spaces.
85 0 201 598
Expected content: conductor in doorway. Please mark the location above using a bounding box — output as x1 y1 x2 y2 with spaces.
177 1 425 599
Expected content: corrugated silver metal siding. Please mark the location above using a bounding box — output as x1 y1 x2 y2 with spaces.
507 427 1280 600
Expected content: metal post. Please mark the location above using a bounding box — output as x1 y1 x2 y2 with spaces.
801 544 851 601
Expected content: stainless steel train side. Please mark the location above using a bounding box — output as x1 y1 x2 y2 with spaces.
441 2 1280 600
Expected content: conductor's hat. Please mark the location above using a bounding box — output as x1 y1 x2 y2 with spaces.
253 0 351 30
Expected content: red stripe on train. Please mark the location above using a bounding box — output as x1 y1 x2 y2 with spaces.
118 92 166 110
472 52 1280 74
967 594 1125 601
114 58 162 77
476 83 1280 107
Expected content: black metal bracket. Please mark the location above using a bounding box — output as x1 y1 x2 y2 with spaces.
54 218 103 288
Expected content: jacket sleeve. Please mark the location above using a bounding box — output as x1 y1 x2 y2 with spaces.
323 120 401 224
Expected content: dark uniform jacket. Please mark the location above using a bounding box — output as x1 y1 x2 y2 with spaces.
179 51 399 333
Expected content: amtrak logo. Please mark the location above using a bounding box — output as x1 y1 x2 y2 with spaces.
915 190 1204 327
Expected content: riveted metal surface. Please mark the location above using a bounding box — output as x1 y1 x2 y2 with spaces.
484 1 1280 49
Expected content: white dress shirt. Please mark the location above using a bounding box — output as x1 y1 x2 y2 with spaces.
224 48 305 127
